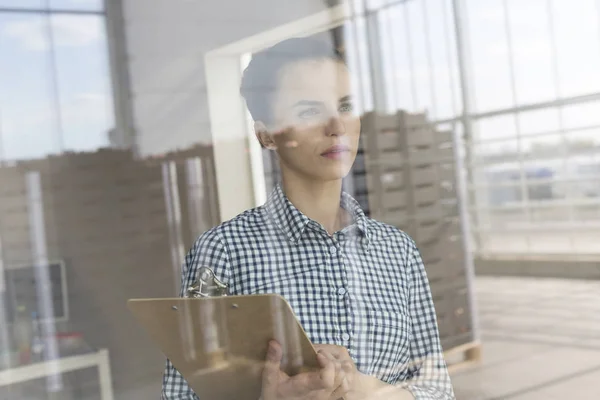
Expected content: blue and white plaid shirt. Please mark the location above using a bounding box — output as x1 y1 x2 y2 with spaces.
162 184 455 399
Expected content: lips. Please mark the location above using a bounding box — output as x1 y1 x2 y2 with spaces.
321 145 350 156
321 145 350 160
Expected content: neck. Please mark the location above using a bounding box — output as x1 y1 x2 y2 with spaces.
280 171 347 235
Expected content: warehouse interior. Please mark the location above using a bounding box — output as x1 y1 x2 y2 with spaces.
0 0 599 399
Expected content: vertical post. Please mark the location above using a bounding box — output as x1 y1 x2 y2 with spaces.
104 0 136 150
25 171 63 392
98 349 115 400
0 219 9 370
451 0 481 343
205 53 257 222
364 9 387 113
162 162 186 295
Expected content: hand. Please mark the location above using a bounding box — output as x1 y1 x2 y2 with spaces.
313 344 366 400
313 345 416 400
261 340 350 400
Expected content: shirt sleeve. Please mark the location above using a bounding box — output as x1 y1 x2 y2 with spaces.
161 227 232 400
401 237 456 400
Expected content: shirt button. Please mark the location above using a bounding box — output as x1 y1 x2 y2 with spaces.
337 287 347 296
341 333 350 341
329 246 337 255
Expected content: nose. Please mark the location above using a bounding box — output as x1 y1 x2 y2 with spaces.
326 114 346 136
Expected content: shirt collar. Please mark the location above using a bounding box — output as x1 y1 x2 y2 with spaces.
265 184 370 246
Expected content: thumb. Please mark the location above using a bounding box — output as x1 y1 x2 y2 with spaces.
261 340 282 400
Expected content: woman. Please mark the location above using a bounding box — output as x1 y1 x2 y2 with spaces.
162 37 455 400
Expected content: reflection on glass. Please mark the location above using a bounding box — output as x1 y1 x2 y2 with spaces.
465 0 514 112
552 0 600 97
51 14 114 153
0 13 60 161
0 0 42 8
50 0 103 11
518 108 560 136
562 101 600 129
387 5 416 113
521 133 562 157
507 0 556 105
405 0 433 114
474 140 519 165
474 114 517 142
566 128 600 151
424 0 461 120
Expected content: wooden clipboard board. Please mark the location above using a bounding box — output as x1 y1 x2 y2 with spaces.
128 294 320 400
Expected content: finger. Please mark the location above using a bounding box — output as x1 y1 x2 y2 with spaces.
330 374 351 400
261 341 282 400
315 344 350 361
330 346 351 361
318 351 336 390
341 361 355 386
284 369 326 397
330 355 344 389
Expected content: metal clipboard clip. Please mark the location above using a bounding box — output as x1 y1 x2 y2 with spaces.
185 266 229 298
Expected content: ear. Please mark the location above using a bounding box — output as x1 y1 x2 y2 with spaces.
254 121 277 150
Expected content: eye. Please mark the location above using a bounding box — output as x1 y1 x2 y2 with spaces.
339 102 354 113
298 107 321 119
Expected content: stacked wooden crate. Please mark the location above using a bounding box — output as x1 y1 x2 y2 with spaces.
357 111 478 362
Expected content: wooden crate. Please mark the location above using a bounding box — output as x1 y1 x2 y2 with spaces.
364 151 406 169
412 217 462 245
440 181 458 200
405 125 435 147
366 170 405 192
437 162 456 182
379 188 410 210
435 130 454 146
411 164 438 186
413 184 441 206
420 234 464 263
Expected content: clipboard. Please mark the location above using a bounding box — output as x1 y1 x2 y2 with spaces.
128 294 321 400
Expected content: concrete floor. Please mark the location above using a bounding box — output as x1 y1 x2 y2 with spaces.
451 276 600 400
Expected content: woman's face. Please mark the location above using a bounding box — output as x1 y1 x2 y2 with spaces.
258 59 361 183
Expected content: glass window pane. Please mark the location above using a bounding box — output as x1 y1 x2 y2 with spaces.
388 6 416 112
352 0 365 15
366 0 386 11
424 0 461 120
552 0 600 97
565 127 600 150
474 139 519 165
378 9 396 114
342 20 366 115
354 17 373 112
521 132 562 157
51 14 113 152
562 101 600 129
466 0 515 112
50 0 103 11
518 108 560 136
530 204 570 222
0 0 42 8
405 0 434 115
507 0 557 105
474 114 517 142
0 13 60 161
523 157 564 185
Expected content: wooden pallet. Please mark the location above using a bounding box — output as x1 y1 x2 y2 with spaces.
444 341 482 374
